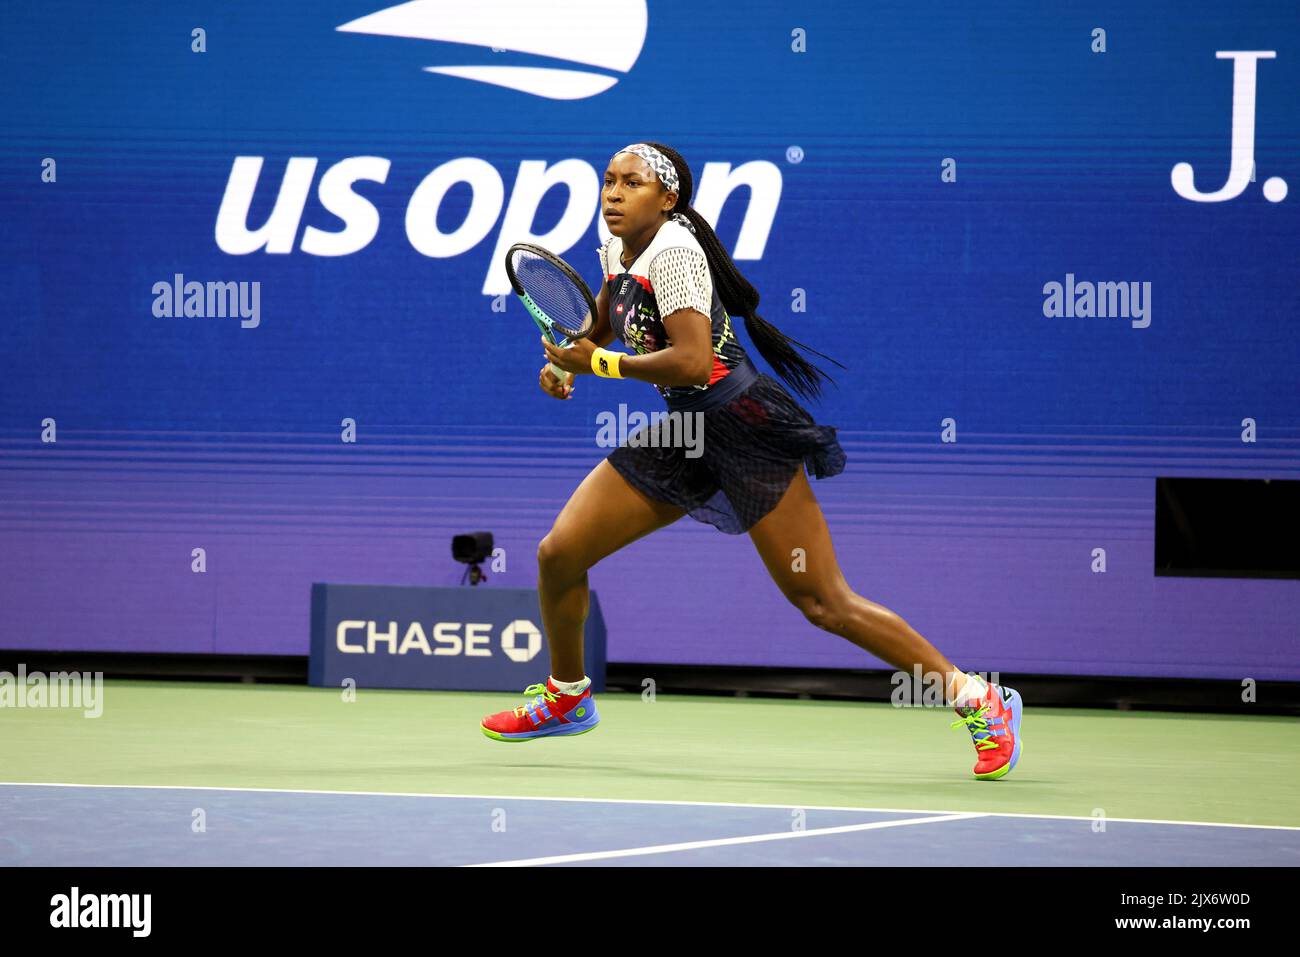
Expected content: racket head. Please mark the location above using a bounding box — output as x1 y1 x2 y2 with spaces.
504 243 599 343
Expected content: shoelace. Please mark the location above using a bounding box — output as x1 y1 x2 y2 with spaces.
513 682 559 718
950 704 1002 751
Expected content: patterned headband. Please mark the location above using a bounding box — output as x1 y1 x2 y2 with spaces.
614 143 679 193
611 143 696 234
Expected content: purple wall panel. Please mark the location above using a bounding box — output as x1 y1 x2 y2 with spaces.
2 428 1296 680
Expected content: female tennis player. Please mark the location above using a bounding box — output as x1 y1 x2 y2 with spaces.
481 142 1023 780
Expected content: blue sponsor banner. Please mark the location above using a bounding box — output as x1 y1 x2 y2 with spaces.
308 584 606 692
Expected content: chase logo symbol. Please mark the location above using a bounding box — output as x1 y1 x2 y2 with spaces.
500 619 542 662
337 0 648 100
334 619 542 659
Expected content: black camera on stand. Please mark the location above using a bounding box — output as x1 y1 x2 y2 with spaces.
452 532 494 586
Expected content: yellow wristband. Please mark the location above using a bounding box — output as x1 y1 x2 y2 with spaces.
591 347 624 378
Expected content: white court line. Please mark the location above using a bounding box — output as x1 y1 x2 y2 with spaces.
466 813 985 867
1 781 1298 831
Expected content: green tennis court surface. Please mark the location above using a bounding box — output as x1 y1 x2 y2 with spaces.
4 680 1298 865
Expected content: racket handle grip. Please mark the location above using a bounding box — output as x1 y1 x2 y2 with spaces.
548 362 572 390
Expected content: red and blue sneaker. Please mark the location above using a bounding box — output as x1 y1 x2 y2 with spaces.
950 681 1023 780
480 678 600 742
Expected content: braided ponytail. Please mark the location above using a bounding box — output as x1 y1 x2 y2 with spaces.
644 141 844 401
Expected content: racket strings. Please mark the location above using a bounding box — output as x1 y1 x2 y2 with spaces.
510 252 594 340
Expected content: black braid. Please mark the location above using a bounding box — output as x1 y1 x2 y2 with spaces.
644 141 844 401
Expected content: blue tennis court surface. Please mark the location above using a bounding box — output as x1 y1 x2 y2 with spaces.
3 784 1298 866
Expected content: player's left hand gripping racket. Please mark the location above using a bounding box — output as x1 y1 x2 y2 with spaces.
504 243 598 391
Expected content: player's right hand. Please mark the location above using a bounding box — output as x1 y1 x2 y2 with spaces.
539 364 572 400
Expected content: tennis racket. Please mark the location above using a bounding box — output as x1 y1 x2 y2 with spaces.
504 242 599 390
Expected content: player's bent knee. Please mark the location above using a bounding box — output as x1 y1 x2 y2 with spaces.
536 534 586 584
536 535 561 574
790 587 850 633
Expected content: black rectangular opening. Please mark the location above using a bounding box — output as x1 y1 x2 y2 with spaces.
1155 477 1300 579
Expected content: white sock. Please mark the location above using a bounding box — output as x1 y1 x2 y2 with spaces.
949 673 988 710
550 675 591 696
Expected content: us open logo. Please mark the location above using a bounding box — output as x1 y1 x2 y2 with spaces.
336 0 648 100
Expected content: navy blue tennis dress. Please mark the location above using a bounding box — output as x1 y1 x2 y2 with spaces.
600 218 846 534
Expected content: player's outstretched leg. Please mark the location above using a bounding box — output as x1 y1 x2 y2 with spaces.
747 467 1023 779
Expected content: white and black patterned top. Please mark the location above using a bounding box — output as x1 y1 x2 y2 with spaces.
598 219 749 403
